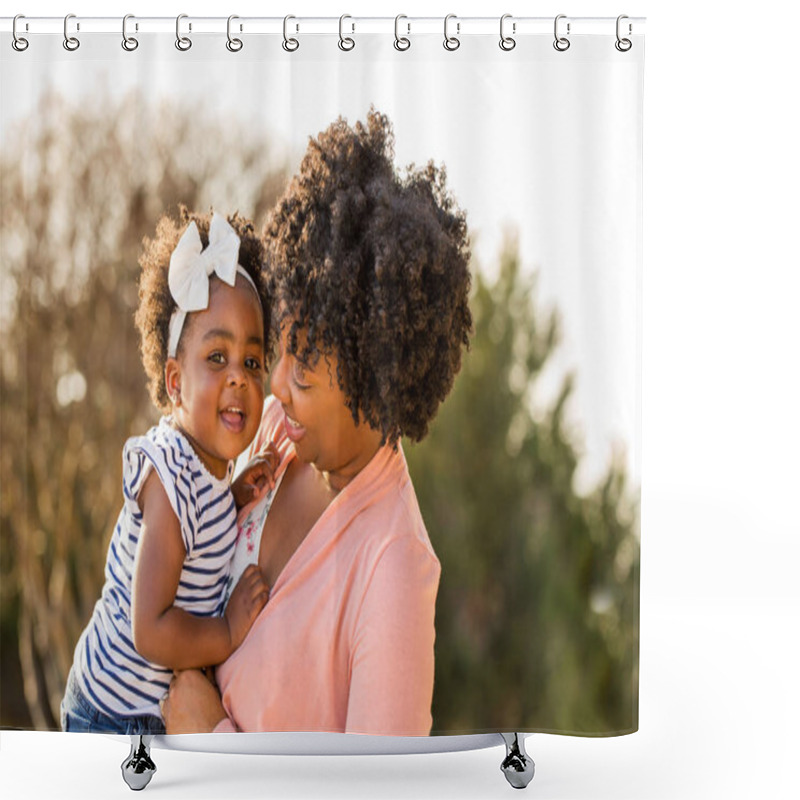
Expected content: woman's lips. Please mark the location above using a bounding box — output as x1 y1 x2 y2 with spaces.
283 410 305 442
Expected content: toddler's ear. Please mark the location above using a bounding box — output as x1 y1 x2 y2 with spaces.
165 358 182 407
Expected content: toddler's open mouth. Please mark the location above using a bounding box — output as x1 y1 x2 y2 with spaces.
220 406 246 433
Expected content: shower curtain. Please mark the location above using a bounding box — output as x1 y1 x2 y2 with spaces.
0 16 643 738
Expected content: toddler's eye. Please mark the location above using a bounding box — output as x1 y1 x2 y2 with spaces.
246 357 263 372
208 352 225 365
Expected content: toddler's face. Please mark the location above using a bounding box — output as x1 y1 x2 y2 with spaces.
167 275 266 479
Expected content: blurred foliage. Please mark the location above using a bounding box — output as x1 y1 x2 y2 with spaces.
0 91 286 728
406 243 639 735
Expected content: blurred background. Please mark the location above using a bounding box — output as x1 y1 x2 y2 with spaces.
0 87 639 734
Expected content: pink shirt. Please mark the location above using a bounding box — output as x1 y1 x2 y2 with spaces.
214 396 441 735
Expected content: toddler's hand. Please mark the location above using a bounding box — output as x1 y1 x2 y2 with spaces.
224 565 269 652
232 444 280 509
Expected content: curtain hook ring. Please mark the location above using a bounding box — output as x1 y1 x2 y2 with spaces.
615 14 632 52
443 14 460 51
500 14 516 51
227 15 243 52
122 14 139 51
175 14 192 51
282 15 299 52
338 14 355 51
63 13 80 51
553 14 570 52
394 14 410 51
12 15 29 51
339 14 356 52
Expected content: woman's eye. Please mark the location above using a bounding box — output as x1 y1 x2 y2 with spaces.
292 364 309 388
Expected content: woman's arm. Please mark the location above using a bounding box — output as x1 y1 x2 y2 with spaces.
346 537 441 736
131 472 268 669
161 669 230 733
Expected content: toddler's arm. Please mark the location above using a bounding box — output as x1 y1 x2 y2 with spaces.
131 472 268 670
231 443 280 509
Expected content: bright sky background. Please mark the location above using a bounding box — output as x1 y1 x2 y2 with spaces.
1 13 643 496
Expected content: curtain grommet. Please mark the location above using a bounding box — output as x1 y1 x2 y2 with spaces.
12 14 29 51
175 14 192 51
122 14 138 52
444 14 460 51
615 15 632 52
63 13 80 51
394 15 410 51
553 14 570 52
282 15 299 52
338 14 355 51
226 15 243 52
499 14 516 51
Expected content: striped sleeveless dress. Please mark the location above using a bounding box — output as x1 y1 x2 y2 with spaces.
70 417 237 720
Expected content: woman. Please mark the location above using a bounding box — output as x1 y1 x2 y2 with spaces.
162 110 472 736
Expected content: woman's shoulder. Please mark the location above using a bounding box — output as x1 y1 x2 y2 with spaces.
348 445 440 570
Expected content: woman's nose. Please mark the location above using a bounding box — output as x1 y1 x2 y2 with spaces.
270 353 289 403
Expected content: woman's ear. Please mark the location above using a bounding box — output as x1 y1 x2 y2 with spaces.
165 358 182 407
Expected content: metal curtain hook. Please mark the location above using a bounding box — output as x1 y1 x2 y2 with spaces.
12 14 29 51
122 14 139 51
444 14 460 51
176 14 192 51
63 13 80 51
394 14 410 51
615 14 632 51
227 15 243 52
553 14 570 52
500 14 516 51
338 14 355 51
283 15 299 52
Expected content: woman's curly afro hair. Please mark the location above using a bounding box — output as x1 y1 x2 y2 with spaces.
264 109 472 446
135 206 273 415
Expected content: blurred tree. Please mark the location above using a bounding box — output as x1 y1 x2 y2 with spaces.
406 240 639 735
0 91 286 728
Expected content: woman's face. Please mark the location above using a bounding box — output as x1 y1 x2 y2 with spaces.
270 321 382 490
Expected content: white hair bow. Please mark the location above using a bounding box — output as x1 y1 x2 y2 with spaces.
167 213 255 358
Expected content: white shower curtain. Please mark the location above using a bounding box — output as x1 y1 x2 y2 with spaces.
1 14 643 739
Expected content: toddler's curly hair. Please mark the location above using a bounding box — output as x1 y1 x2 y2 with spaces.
135 207 273 414
264 109 472 445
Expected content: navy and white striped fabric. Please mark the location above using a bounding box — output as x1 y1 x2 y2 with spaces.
71 417 237 720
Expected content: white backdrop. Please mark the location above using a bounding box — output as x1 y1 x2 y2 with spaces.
2 1 798 799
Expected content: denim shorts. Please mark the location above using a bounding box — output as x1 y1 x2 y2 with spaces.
61 668 165 735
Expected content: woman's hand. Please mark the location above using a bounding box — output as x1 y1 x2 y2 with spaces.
161 669 227 733
231 445 280 509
